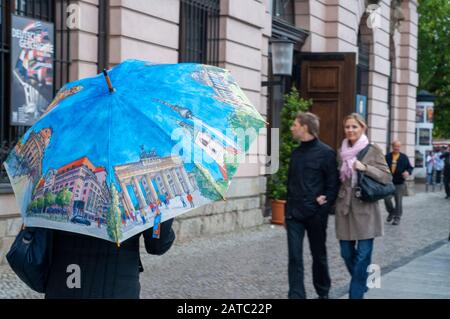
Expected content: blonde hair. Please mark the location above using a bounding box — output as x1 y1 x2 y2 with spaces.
343 113 367 130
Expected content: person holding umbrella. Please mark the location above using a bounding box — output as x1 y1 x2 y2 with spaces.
3 60 266 298
44 219 175 299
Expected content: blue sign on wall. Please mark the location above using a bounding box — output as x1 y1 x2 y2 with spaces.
356 95 367 120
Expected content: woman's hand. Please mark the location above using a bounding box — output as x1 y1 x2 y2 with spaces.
353 160 367 171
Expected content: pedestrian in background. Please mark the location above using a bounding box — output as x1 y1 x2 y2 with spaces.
434 148 444 190
180 195 187 208
186 192 194 208
440 145 450 199
285 112 339 299
335 113 392 299
384 140 413 225
426 151 435 192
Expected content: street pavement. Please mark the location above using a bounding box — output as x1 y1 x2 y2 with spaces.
364 243 450 299
0 185 449 299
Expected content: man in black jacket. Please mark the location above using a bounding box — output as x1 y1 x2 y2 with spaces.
440 145 450 199
44 219 175 299
285 112 339 299
384 140 414 225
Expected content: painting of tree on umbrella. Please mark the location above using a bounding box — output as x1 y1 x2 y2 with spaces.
3 60 266 244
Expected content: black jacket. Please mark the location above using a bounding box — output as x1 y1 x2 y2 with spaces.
286 138 339 221
44 219 175 299
440 152 450 175
385 152 414 185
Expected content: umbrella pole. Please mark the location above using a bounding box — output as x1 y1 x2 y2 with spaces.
103 69 115 93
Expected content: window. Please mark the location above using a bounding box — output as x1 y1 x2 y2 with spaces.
0 0 72 191
356 30 370 110
179 0 220 65
419 128 431 146
426 106 433 123
272 0 295 25
415 150 424 168
416 105 425 123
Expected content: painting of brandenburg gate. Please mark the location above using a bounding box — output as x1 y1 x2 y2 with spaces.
114 146 198 216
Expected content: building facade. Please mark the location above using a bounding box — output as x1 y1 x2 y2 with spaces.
0 0 418 263
414 90 436 179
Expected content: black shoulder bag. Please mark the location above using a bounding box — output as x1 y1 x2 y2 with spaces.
354 144 395 202
6 226 53 293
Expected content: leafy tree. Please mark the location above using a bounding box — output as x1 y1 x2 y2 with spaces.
267 87 312 200
36 197 45 214
228 108 266 151
28 200 38 213
107 184 123 245
56 187 72 208
44 191 56 212
191 165 223 201
418 0 450 138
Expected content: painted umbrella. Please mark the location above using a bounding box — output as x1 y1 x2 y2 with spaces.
3 59 266 245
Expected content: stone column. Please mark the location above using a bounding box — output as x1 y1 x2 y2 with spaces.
393 0 419 160
161 170 174 197
132 177 147 211
189 175 198 191
120 181 135 212
145 174 159 202
108 1 180 68
180 166 194 193
171 168 183 195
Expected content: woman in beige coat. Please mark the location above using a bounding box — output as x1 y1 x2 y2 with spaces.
335 113 392 299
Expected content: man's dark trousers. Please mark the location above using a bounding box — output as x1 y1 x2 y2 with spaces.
384 184 406 220
444 173 450 197
286 210 330 299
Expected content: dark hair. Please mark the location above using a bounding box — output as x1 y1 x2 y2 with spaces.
295 112 320 138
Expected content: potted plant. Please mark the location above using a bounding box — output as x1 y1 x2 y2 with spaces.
268 87 312 225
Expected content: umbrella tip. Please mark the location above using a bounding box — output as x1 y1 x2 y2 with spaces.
103 69 115 93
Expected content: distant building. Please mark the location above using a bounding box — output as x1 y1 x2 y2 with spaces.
34 157 110 220
414 90 436 178
14 128 52 181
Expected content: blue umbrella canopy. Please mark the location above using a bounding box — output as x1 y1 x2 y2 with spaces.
3 59 266 244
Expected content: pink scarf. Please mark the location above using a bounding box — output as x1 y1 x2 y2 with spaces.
339 134 369 183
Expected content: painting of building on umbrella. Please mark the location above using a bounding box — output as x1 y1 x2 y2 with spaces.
4 134 214 243
3 125 236 244
3 59 266 244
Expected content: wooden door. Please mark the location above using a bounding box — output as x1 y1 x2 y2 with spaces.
296 53 356 150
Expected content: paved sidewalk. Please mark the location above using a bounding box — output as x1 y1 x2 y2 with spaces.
0 187 449 299
364 243 450 299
